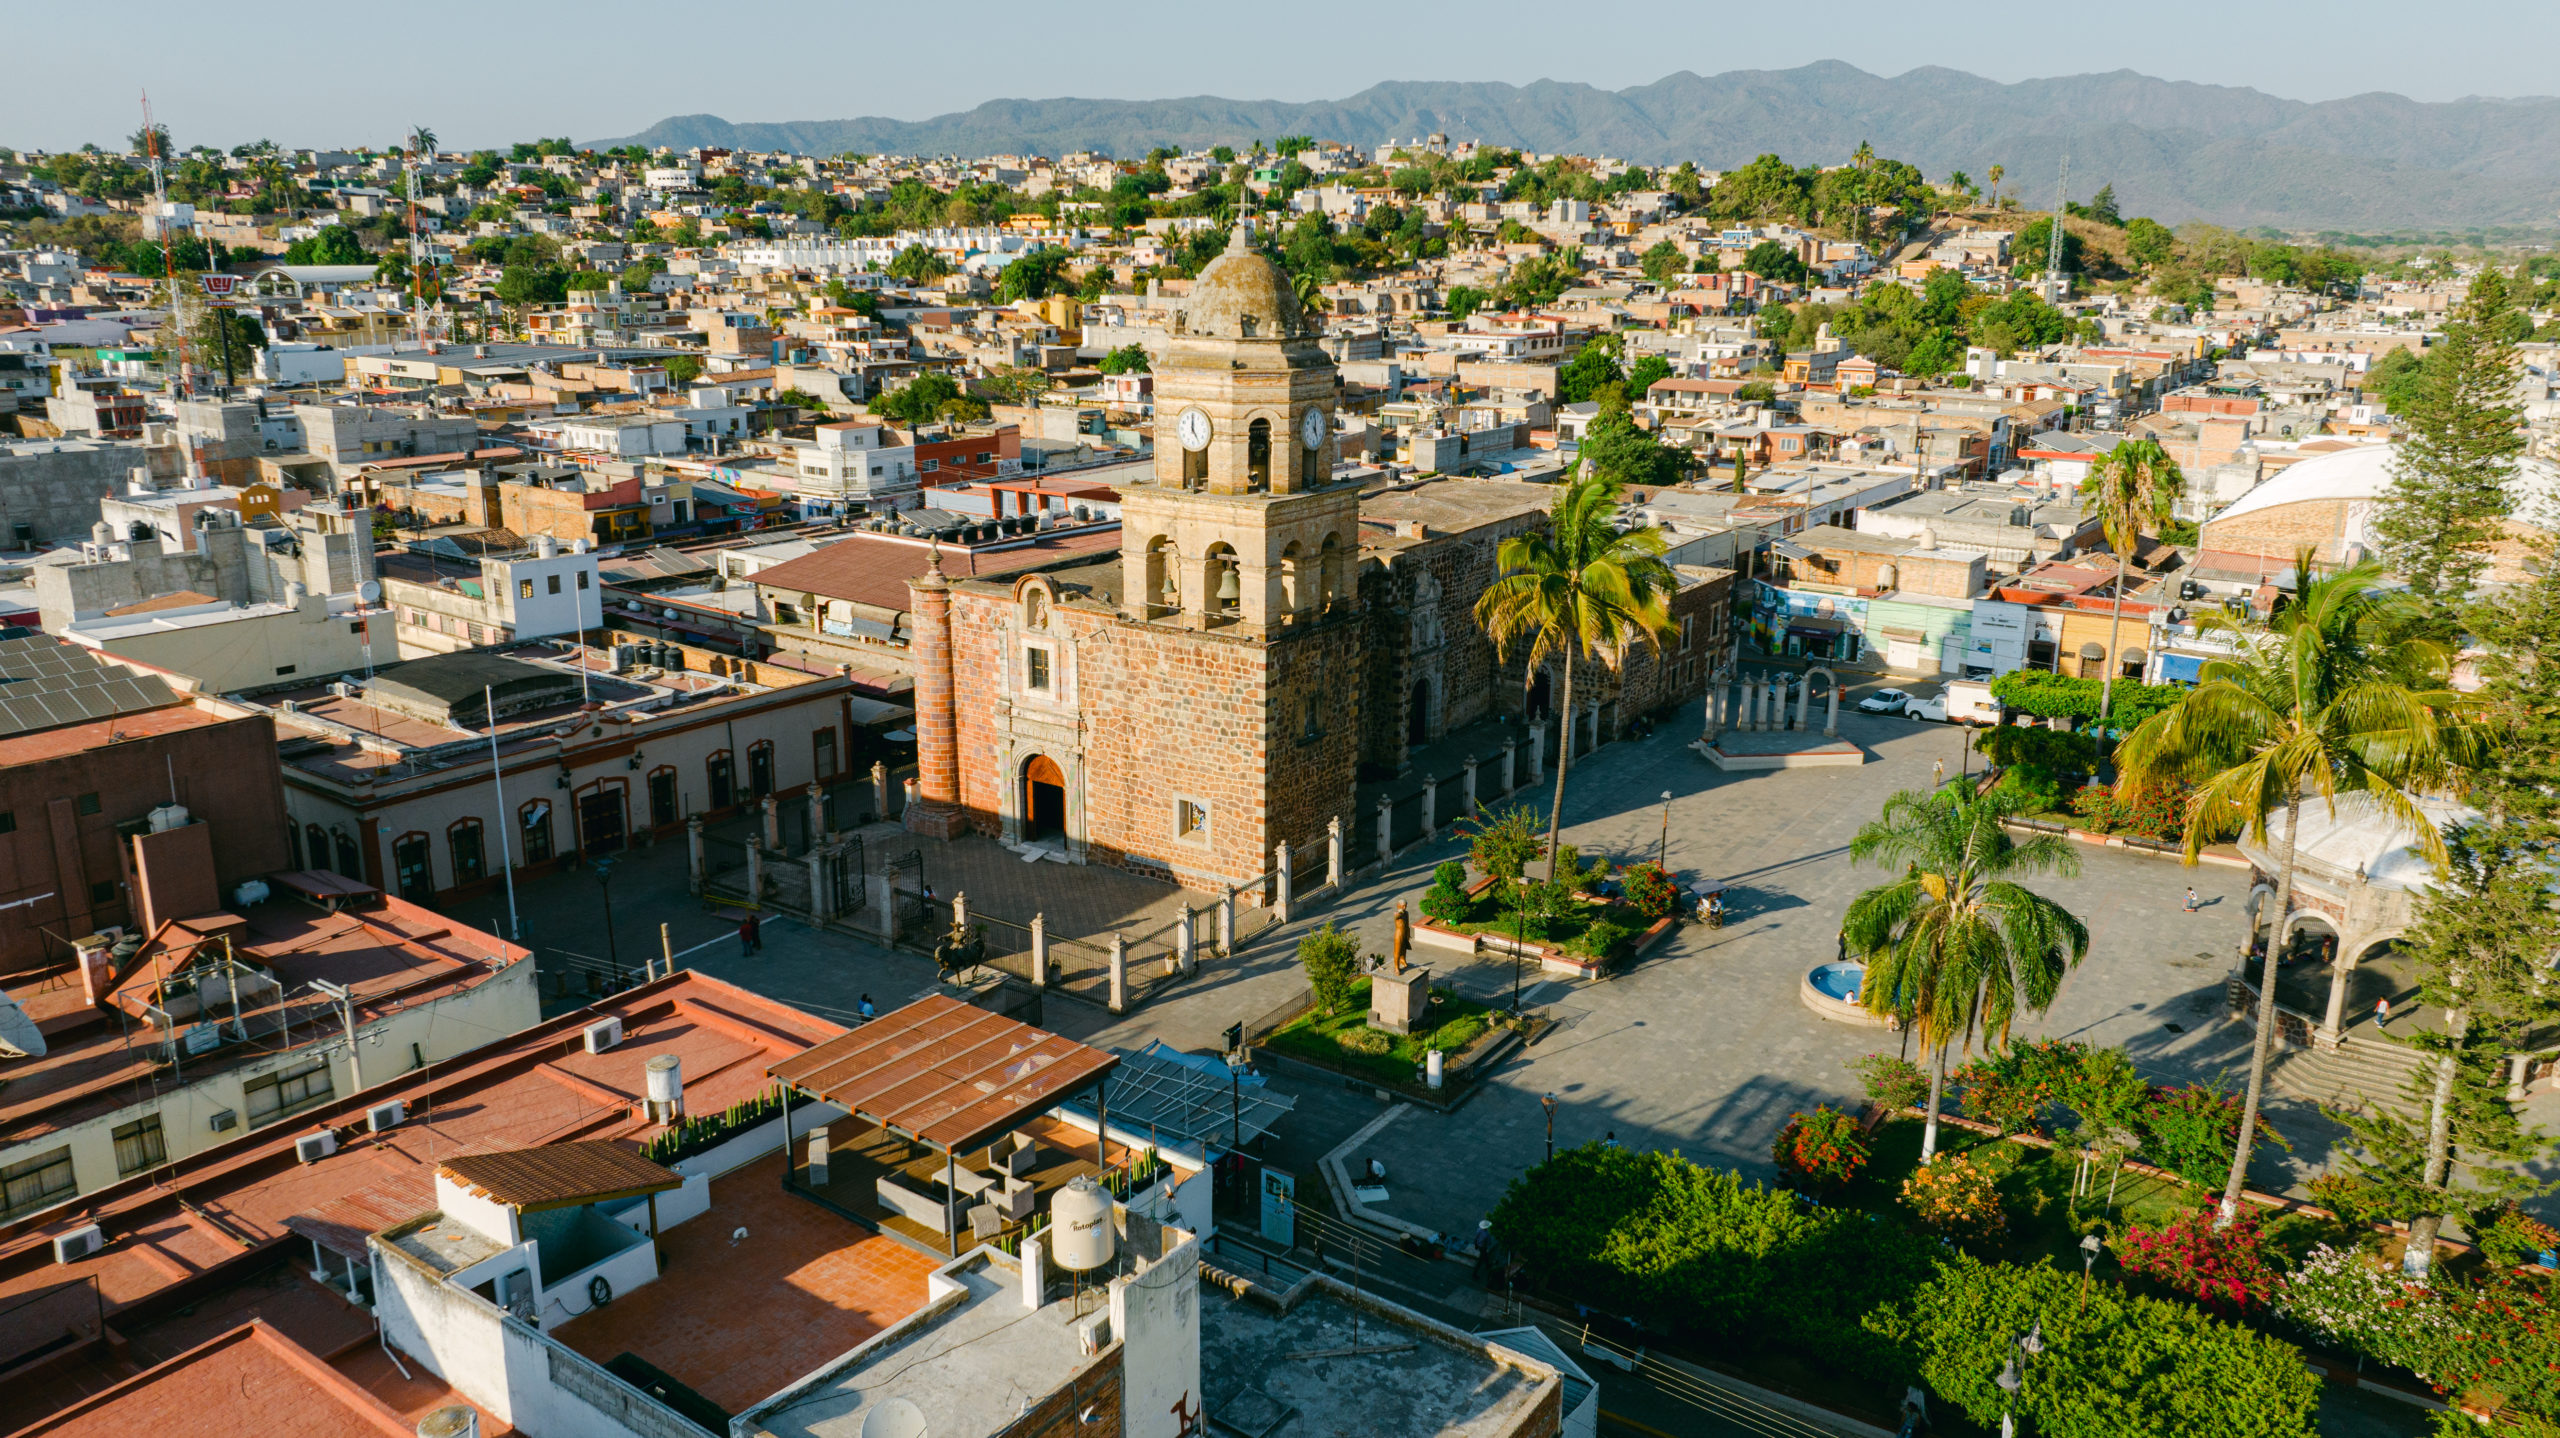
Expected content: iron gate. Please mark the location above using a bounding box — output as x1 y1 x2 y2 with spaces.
830 835 867 915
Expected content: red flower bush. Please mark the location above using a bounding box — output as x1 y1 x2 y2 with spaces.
2117 1204 2282 1317
1771 1106 1869 1192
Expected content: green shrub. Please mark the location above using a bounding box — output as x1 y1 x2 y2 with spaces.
1298 922 1363 1014
1459 802 1543 881
1420 860 1471 924
1990 765 2064 813
1772 1106 1869 1192
2138 1082 2285 1189
1620 860 1679 920
1853 1052 1930 1111
1867 1255 2320 1438
1566 919 1633 959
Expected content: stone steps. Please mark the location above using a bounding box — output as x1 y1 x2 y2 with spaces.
2267 1033 2435 1115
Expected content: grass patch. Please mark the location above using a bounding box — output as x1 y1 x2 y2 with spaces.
1261 978 1500 1088
1428 887 1651 961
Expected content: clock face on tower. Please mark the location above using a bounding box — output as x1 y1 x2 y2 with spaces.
1301 407 1327 451
1176 407 1212 452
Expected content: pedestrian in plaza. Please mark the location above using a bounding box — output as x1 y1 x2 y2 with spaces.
1933 758 1945 787
2184 886 2198 913
2375 995 2392 1030
1472 1220 1497 1282
1601 1131 1621 1150
858 992 876 1022
739 912 762 956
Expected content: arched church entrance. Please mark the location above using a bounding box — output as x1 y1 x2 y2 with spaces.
1408 679 1432 747
1526 671 1552 721
1022 754 1066 840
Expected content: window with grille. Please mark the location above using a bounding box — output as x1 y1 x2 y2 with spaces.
1025 647 1051 691
113 1115 166 1176
450 820 486 884
0 1147 74 1220
244 1058 335 1128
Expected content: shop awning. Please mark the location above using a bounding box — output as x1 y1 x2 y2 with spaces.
2157 652 2206 685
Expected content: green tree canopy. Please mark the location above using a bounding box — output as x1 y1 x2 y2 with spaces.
2372 269 2524 603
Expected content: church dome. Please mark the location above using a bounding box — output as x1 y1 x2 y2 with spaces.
1183 223 1302 340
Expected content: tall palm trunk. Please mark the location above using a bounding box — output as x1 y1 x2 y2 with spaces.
1544 653 1576 883
2220 792 2301 1226
2403 997 2468 1277
1920 1039 1949 1164
2096 549 2129 761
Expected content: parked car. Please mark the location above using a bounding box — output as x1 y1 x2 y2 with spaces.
1856 688 1913 715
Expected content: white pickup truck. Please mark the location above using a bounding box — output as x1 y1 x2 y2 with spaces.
1904 679 2001 726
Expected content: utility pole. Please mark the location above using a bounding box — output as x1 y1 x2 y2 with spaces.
312 979 364 1092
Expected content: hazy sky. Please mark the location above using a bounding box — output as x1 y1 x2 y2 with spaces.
6 0 2551 152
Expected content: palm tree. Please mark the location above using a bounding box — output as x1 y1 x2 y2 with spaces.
408 126 437 158
2117 559 2481 1225
1987 164 2005 207
2079 438 2186 748
1474 470 1676 883
1845 786 2090 1163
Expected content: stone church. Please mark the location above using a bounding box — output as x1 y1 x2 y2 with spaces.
900 224 1728 894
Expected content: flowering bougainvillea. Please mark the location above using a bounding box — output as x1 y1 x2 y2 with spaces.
1772 1106 1869 1192
2116 1204 2284 1317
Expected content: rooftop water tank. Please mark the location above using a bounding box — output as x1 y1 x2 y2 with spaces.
1048 1174 1116 1272
644 1054 682 1123
147 803 190 833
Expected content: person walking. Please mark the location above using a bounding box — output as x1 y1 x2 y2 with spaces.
2375 995 2392 1030
1933 758 1945 787
858 992 875 1022
739 912 762 956
2184 886 2198 913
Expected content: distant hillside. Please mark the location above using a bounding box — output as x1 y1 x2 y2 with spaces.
594 63 2560 231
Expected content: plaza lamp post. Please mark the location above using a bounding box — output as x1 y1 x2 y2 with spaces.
592 855 623 984
2077 1233 2104 1312
1656 790 1673 868
1541 1092 1557 1164
1993 1322 2043 1438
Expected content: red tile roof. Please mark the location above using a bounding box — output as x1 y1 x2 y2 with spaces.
745 528 1120 610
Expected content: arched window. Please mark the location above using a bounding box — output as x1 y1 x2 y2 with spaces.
747 740 776 798
706 750 735 809
1317 533 1343 612
391 832 434 904
305 824 331 876
518 800 554 865
332 830 362 881
1278 541 1305 617
1246 418 1271 491
1143 536 1177 618
648 765 680 828
1182 444 1207 489
1205 543 1240 619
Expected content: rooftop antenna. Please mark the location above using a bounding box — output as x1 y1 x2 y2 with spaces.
406 126 435 348
2044 155 2070 305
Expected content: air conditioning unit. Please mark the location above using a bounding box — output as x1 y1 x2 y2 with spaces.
295 1130 339 1165
53 1225 103 1265
208 1108 237 1132
582 1017 623 1054
366 1100 405 1133
330 681 358 699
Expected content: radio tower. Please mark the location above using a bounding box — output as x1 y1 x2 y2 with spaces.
2044 155 2071 303
140 91 195 403
406 125 434 346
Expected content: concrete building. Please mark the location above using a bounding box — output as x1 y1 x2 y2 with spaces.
1857 483 2101 575
292 401 484 480
0 886 534 1219
62 585 369 694
0 636 295 976
782 418 922 509
33 499 376 635
379 533 605 658
0 436 177 548
2198 442 2560 589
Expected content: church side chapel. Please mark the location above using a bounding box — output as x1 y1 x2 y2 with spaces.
899 223 1723 893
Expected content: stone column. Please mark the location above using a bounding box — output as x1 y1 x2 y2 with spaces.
1176 907 1196 975
807 781 826 845
1326 816 1344 890
1527 720 1545 778
870 760 889 823
1029 913 1048 988
1274 843 1294 922
870 873 898 943
1795 678 1811 731
2316 942 2355 1050
1702 681 1723 744
807 847 831 922
1218 888 1235 955
1823 684 1839 738
903 547 965 839
1375 798 1393 864
761 795 783 850
745 844 763 905
1461 755 1478 816
1741 676 1758 731
686 816 706 895
1108 934 1128 1012
1500 738 1518 794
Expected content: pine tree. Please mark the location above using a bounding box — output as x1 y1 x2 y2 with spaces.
2465 545 2560 843
2372 270 2525 603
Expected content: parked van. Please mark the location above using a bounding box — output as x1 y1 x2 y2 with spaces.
1905 679 2000 726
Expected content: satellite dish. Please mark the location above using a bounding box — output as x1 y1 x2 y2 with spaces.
862 1398 928 1438
358 579 383 603
0 990 45 1059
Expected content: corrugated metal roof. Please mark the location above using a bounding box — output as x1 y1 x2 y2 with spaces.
768 994 1115 1154
438 1140 681 1211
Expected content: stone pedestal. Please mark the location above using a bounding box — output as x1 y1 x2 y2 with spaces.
807 782 827 845
1461 756 1478 816
871 761 890 824
1500 739 1518 794
1326 816 1345 889
1369 966 1432 1036
1108 935 1128 1012
1274 842 1294 921
686 817 706 895
761 796 783 850
1374 799 1392 865
1029 913 1049 987
745 845 763 904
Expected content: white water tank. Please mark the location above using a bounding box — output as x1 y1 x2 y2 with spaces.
532 533 559 559
147 803 190 833
1048 1174 1116 1272
644 1054 683 1123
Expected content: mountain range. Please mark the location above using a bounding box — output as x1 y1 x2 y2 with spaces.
595 63 2560 233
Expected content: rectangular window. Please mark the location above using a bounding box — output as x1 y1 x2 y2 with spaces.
1025 647 1050 691
76 793 100 815
519 802 554 865
547 574 562 595
1176 799 1208 837
518 579 535 600
0 811 17 834
575 571 590 591
0 1146 75 1220
450 822 485 884
244 1058 335 1129
112 1115 166 1176
648 769 679 828
275 664 297 676
813 729 837 781
89 880 116 904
